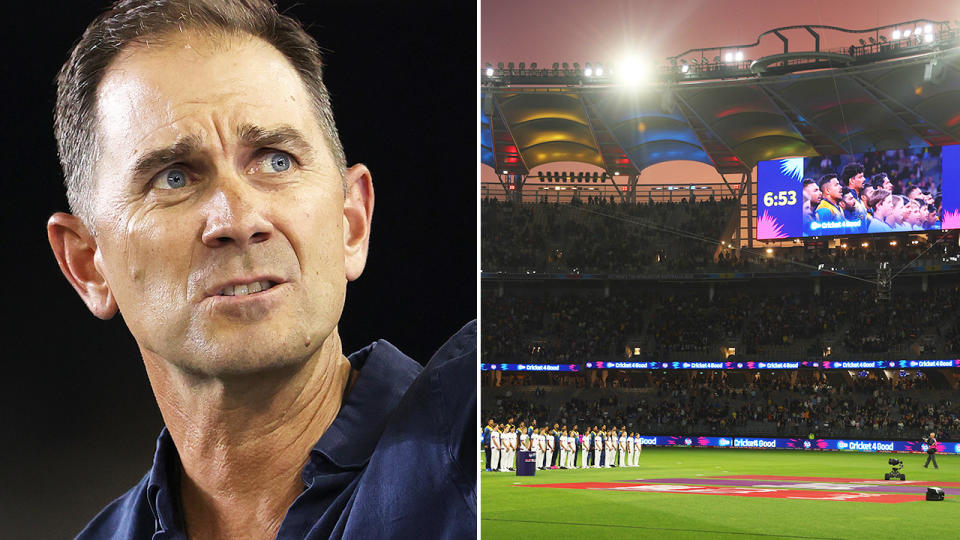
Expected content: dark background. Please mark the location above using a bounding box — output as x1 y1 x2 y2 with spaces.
1 2 475 537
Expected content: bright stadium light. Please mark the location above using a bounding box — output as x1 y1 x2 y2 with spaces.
735 50 744 62
904 29 911 37
925 24 933 34
925 32 935 43
584 62 593 77
892 29 901 39
680 62 689 73
485 63 494 77
595 63 604 76
914 26 923 35
724 52 733 62
615 55 648 86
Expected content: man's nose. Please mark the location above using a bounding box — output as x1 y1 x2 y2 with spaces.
200 175 274 249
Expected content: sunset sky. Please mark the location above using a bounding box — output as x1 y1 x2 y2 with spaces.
480 0 960 186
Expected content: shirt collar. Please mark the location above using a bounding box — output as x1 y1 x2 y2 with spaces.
146 427 181 533
306 339 422 472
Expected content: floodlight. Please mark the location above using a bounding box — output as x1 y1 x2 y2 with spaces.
485 63 494 77
616 55 647 86
925 33 934 43
892 29 901 39
904 29 911 37
925 24 933 34
914 26 922 35
584 62 593 77
724 52 733 62
680 62 689 73
595 64 604 76
735 51 743 61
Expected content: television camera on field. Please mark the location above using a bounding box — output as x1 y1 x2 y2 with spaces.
884 458 905 481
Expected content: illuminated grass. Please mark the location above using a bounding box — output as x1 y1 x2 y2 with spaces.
480 448 959 538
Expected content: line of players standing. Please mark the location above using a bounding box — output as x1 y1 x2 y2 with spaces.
483 419 642 472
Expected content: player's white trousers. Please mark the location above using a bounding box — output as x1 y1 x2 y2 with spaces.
491 448 500 470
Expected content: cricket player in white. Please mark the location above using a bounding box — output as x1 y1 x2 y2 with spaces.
604 430 614 467
558 429 567 469
490 425 501 471
566 431 576 468
519 428 530 454
503 426 515 471
617 431 627 467
633 432 642 466
626 432 634 467
581 431 590 468
534 429 545 469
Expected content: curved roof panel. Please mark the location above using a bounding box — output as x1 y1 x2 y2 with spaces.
481 48 960 175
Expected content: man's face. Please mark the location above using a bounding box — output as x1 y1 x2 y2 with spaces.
875 195 894 219
822 178 841 202
849 171 865 190
883 178 894 192
84 33 366 376
841 192 857 211
804 183 821 205
905 202 921 225
861 186 874 206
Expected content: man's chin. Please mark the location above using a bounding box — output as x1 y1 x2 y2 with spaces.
175 348 310 380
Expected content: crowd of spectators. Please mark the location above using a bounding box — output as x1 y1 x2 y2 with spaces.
482 371 959 441
482 198 960 275
482 197 739 274
482 284 960 364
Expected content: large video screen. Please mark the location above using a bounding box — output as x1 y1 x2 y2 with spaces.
757 145 960 239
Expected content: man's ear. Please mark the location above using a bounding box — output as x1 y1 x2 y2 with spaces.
342 164 374 281
47 213 118 319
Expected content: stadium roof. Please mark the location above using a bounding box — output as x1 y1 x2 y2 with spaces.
481 46 960 176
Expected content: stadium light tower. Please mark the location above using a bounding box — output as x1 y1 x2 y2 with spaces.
595 63 604 76
892 29 901 39
485 63 494 77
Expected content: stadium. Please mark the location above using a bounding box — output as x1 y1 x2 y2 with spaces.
481 4 960 538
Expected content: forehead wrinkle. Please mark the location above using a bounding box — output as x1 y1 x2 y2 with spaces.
131 133 205 179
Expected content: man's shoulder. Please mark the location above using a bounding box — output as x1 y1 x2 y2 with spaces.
75 473 155 539
343 320 476 537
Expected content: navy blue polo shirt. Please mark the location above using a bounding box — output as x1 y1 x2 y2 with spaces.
77 321 477 539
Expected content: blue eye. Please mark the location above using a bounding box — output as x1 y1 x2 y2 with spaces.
153 168 188 190
268 152 291 172
166 169 187 188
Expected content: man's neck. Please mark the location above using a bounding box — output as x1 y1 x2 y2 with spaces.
142 332 353 539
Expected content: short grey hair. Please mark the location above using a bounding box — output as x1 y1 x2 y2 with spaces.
54 0 347 230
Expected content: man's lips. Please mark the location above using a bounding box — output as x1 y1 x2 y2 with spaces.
204 276 286 298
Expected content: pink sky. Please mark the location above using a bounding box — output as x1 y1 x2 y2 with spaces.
480 0 960 185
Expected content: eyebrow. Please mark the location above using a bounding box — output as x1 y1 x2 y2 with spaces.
130 123 315 179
